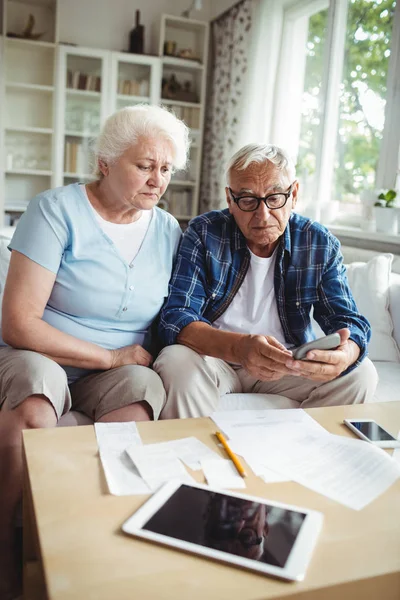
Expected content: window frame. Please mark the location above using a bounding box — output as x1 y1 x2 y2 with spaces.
273 0 400 227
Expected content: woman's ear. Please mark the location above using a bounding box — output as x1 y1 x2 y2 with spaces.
98 159 109 177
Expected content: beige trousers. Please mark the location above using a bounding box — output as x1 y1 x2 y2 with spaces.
0 347 166 421
153 345 379 419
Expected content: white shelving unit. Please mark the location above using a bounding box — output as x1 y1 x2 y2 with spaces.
158 14 209 221
0 6 209 226
108 51 161 113
0 0 58 224
54 44 109 188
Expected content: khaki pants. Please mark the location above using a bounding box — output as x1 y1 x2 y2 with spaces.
154 345 378 419
0 347 166 421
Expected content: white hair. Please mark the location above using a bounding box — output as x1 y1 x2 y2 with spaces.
92 104 190 178
225 143 296 184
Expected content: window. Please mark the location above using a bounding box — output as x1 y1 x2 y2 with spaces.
273 0 400 228
333 0 396 220
297 7 329 215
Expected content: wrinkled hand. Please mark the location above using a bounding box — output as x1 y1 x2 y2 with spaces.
233 334 298 381
285 328 360 382
109 344 153 369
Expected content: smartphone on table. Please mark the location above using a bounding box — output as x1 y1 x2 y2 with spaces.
343 419 400 449
292 332 341 360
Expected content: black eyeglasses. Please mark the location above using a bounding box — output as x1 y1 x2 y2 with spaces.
229 183 295 212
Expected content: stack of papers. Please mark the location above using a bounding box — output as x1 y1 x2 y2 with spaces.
95 412 400 509
211 410 400 510
95 424 224 495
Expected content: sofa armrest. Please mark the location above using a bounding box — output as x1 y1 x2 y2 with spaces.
389 273 400 349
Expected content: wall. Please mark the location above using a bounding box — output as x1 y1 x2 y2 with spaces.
57 0 216 54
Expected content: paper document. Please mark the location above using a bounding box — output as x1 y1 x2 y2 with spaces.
392 448 400 465
141 436 222 471
201 458 246 489
95 421 142 452
95 422 150 496
211 411 400 509
126 444 196 491
211 409 326 439
230 428 400 510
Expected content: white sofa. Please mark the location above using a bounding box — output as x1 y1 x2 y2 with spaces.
0 229 398 425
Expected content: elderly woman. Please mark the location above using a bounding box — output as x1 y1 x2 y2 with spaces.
0 104 189 599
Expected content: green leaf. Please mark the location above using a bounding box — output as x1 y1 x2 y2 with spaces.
386 189 397 201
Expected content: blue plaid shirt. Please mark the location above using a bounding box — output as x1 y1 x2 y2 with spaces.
159 210 371 374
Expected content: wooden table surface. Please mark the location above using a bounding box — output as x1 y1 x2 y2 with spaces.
22 402 400 600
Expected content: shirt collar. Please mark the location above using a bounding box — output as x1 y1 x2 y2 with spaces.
230 212 293 255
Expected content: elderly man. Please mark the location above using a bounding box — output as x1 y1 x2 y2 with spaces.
154 144 377 418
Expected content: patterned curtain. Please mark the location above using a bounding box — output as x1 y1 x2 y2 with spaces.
199 0 252 213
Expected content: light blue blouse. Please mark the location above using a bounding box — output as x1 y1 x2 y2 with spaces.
6 183 182 382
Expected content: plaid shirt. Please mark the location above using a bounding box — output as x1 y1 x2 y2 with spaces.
159 210 371 373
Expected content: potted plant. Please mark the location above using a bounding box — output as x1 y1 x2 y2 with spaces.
374 189 398 235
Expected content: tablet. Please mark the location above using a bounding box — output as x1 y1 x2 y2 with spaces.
122 481 323 582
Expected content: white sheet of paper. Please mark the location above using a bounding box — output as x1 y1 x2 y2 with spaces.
141 437 222 471
99 450 151 495
257 466 291 483
392 448 400 464
201 458 246 489
126 444 196 491
211 408 326 439
95 422 142 454
231 429 400 510
94 422 150 496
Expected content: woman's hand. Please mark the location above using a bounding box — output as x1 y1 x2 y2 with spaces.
109 344 153 369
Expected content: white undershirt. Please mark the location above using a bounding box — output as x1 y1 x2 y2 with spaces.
81 184 152 264
213 248 288 347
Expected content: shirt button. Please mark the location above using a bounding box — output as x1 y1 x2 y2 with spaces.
211 293 216 298
122 307 128 312
129 264 134 269
296 302 300 306
129 285 134 291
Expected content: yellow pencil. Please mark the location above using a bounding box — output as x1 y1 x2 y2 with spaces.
215 431 247 478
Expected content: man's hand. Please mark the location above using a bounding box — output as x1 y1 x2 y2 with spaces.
233 334 300 381
109 344 153 369
284 328 360 382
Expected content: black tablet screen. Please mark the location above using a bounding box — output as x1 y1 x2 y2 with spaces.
142 485 306 567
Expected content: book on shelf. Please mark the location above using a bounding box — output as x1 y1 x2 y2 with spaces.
71 71 80 90
117 78 149 97
64 141 88 175
166 189 192 216
78 73 88 90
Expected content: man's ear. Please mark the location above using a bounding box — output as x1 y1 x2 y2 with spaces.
291 180 299 210
226 187 233 214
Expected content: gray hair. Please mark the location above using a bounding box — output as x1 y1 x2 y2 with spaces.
225 143 296 185
92 104 190 178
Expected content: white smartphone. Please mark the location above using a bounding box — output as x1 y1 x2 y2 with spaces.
291 332 341 360
343 419 400 449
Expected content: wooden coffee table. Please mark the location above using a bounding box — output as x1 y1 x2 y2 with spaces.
22 402 400 600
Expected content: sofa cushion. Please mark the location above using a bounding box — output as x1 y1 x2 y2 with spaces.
345 254 400 362
373 361 400 403
218 393 298 410
389 273 400 349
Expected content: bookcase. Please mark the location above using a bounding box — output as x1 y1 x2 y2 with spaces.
158 15 209 222
0 7 209 227
53 45 109 188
